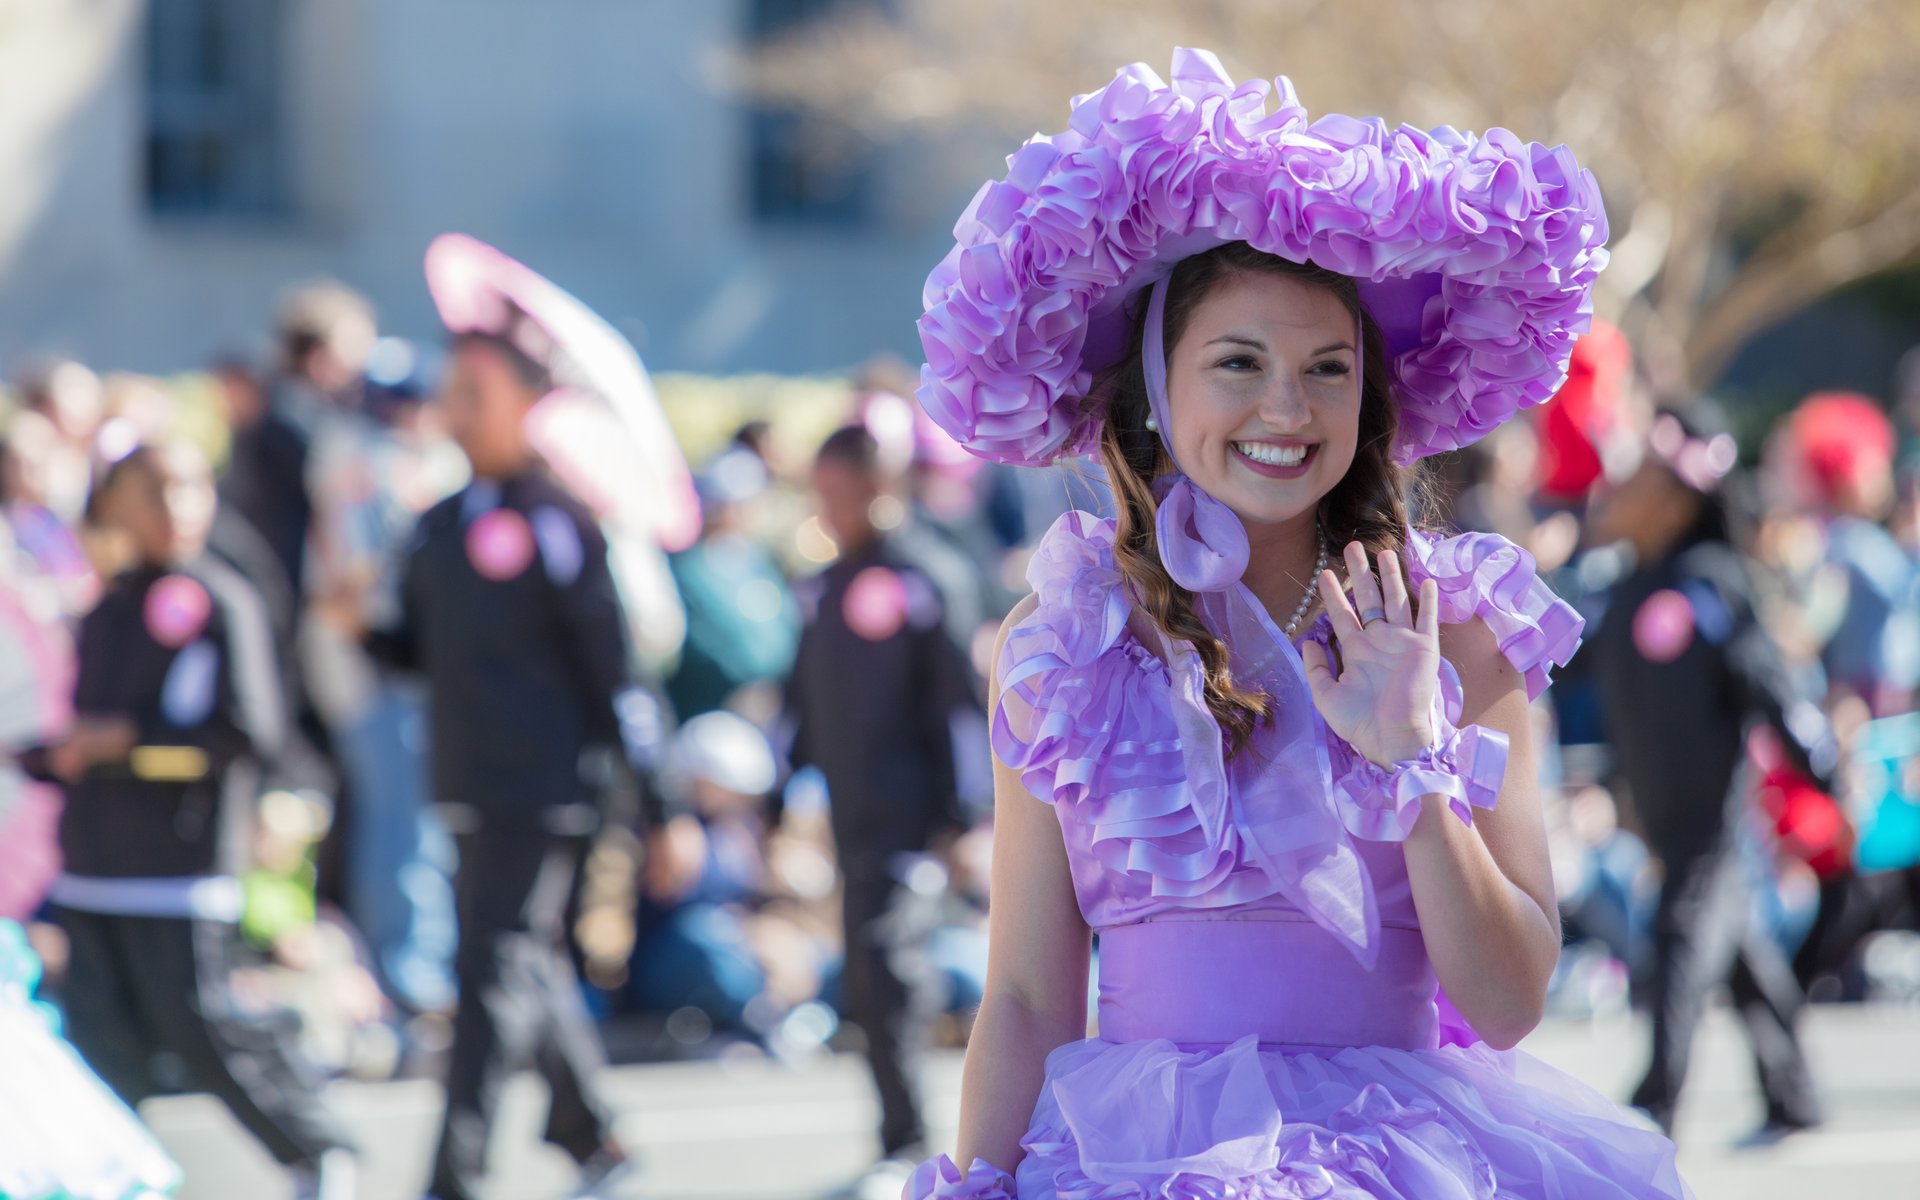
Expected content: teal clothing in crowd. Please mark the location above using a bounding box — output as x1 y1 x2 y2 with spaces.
666 534 800 719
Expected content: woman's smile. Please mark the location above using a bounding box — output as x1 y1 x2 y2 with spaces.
1231 438 1319 478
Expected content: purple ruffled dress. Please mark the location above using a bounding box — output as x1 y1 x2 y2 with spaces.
908 513 1690 1200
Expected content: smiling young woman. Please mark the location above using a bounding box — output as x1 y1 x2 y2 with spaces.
903 49 1680 1200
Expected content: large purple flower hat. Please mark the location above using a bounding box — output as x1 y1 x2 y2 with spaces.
916 47 1610 472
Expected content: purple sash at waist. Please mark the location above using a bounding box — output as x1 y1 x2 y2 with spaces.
1095 917 1439 1051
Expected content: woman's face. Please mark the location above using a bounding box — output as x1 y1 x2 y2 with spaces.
1163 270 1361 528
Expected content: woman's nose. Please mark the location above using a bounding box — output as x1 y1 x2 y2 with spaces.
1256 379 1312 429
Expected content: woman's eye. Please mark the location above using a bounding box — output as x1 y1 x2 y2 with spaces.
1310 360 1352 378
1215 355 1258 371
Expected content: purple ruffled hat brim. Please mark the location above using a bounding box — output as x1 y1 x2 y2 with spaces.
917 48 1609 468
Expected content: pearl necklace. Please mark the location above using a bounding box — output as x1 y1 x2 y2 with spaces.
1282 529 1331 639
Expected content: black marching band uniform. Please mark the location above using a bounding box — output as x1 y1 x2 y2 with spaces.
47 556 352 1172
372 469 669 1199
786 533 982 1158
1590 531 1833 1134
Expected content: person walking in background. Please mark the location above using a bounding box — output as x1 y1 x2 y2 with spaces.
368 318 671 1200
785 424 983 1172
306 337 466 1028
30 442 356 1200
1586 404 1832 1140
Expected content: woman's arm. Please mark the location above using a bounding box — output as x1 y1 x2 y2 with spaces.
951 594 1093 1172
1308 546 1561 1051
1402 616 1561 1050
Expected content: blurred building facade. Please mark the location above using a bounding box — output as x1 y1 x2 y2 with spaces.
0 0 966 375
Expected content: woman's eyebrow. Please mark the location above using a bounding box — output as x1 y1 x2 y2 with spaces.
1204 335 1267 350
1202 336 1355 355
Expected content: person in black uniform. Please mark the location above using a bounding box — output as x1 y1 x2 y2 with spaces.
34 442 355 1200
367 329 669 1200
1584 405 1833 1140
785 425 983 1164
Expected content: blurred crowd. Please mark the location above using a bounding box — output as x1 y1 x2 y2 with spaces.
1 278 1917 1170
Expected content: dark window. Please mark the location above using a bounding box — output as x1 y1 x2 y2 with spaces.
144 0 284 215
746 0 880 226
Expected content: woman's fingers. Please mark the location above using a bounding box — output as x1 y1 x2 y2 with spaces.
1415 577 1440 638
1343 541 1384 627
1301 637 1337 692
1379 547 1412 627
1318 567 1362 641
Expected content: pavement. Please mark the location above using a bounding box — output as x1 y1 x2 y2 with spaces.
141 1002 1920 1200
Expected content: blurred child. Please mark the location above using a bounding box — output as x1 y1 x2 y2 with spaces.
32 442 355 1200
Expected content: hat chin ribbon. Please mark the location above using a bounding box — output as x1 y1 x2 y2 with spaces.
1153 475 1250 593
1143 276 1316 595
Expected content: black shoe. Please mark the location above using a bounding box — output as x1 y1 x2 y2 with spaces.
568 1146 646 1199
1733 1117 1817 1149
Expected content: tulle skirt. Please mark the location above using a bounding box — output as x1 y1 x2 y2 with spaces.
913 1034 1690 1199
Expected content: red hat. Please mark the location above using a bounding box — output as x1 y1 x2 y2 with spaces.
1787 391 1894 505
1535 319 1630 502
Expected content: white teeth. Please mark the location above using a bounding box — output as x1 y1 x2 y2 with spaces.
1234 442 1309 467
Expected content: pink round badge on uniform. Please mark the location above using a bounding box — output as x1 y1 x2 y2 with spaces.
1631 588 1695 664
466 509 536 582
844 566 909 642
144 575 212 648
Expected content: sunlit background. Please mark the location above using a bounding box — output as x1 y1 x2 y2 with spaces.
3 3 1919 1199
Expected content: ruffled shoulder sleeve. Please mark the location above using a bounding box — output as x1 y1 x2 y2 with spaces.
989 510 1138 808
1405 528 1584 701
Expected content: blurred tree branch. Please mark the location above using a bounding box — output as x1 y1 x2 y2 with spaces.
744 0 1920 394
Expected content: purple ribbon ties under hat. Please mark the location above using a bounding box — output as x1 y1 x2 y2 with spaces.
1143 278 1251 593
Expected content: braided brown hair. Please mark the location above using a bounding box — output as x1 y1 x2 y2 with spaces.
1092 242 1429 755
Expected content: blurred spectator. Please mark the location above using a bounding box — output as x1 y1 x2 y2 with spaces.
1445 421 1545 547
625 712 830 1042
305 337 464 1019
32 442 356 1200
221 280 375 600
0 569 73 924
1534 319 1635 512
1770 392 1917 716
1585 404 1831 1140
14 358 103 526
851 389 988 652
1893 344 1920 481
785 424 983 1164
730 418 776 468
205 356 301 655
665 448 800 721
1 409 98 614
